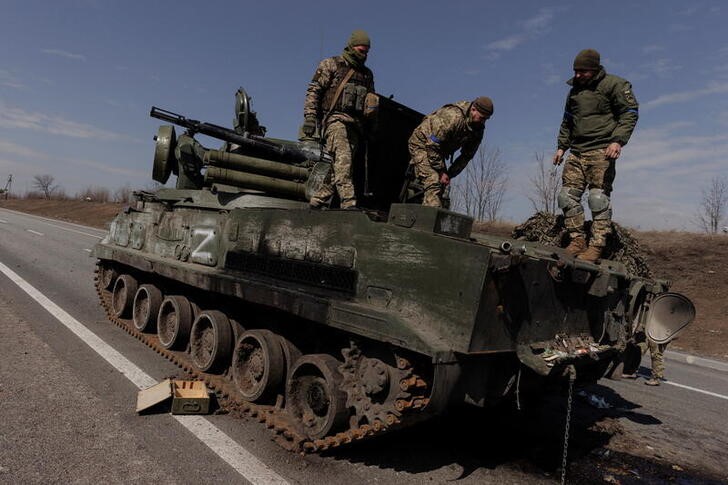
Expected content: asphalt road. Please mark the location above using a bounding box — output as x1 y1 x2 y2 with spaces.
1 207 726 484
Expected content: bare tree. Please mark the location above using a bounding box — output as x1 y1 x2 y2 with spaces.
450 148 508 222
77 185 110 202
32 174 58 199
113 184 134 203
696 175 728 234
528 151 560 214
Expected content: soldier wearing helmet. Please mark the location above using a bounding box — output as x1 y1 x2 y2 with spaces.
552 49 639 262
302 30 375 210
407 97 494 208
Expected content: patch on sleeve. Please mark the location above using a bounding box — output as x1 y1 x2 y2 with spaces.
623 88 637 105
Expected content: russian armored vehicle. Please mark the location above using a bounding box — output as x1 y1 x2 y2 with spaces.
94 89 694 452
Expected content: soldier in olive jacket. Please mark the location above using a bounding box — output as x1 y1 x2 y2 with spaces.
552 49 639 262
409 97 493 207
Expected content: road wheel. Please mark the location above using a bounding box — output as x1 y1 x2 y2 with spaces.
157 295 192 350
190 310 233 373
286 354 349 439
111 274 138 318
132 284 163 332
100 265 117 290
232 330 285 402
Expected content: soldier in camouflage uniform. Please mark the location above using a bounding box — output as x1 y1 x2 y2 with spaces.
408 97 493 207
644 339 667 385
552 49 639 262
621 333 667 385
302 30 375 209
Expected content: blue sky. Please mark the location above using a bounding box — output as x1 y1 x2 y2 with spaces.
1 0 726 230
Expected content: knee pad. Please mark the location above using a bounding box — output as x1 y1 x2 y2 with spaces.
557 187 582 209
588 188 612 220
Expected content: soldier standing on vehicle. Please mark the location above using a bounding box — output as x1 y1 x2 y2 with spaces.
408 97 493 207
302 30 375 210
552 49 639 262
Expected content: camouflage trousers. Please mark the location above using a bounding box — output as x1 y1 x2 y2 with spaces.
408 140 444 207
560 149 616 247
310 120 359 209
638 339 666 379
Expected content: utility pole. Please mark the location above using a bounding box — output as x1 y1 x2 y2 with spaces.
1 174 12 199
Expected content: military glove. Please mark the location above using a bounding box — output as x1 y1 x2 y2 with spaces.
301 117 316 137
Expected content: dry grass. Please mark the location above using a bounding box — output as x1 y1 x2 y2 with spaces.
0 199 124 229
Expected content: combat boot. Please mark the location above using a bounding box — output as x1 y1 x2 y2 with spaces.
644 378 661 386
564 237 587 257
577 245 603 262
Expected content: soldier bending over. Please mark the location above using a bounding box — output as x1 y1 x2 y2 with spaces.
408 97 493 207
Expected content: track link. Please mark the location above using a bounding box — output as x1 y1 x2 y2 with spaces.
95 261 431 453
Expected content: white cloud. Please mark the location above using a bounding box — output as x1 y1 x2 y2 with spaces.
0 69 26 90
486 35 524 53
522 9 553 33
41 48 86 61
1 80 26 89
642 45 663 54
0 140 49 160
0 102 124 141
667 23 693 33
625 122 728 171
642 82 728 110
0 138 144 178
609 121 728 229
643 58 682 77
68 158 147 178
484 8 559 60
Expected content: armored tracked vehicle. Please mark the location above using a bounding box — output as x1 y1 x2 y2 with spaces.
94 89 694 452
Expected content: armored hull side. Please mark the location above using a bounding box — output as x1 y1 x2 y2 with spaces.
95 192 670 450
95 90 693 451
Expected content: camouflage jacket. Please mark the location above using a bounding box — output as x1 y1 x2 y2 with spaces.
304 56 374 126
557 69 639 154
409 101 485 176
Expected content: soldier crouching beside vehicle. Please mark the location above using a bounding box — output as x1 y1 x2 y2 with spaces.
408 97 493 208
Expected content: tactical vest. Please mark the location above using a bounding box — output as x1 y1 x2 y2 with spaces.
322 57 372 116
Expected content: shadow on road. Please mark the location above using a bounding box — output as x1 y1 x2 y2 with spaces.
324 383 721 483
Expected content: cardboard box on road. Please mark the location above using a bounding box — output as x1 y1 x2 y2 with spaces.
136 379 210 415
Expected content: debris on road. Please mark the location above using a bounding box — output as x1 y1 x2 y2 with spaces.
136 379 210 415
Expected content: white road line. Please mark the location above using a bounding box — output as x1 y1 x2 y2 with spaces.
0 260 289 485
0 218 8 223
27 229 44 236
665 380 728 401
84 249 93 253
0 207 107 236
38 220 104 239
